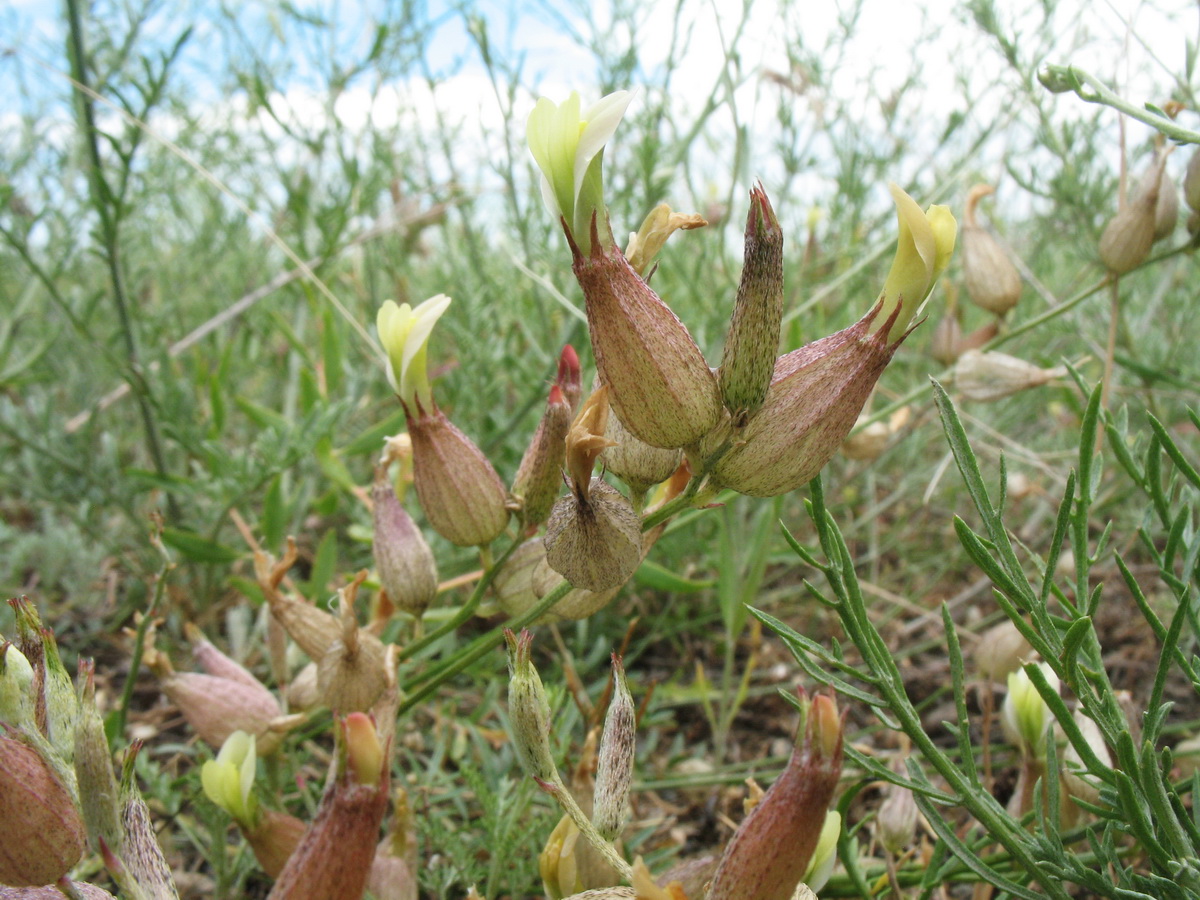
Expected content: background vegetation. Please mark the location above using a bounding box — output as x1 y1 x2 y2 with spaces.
1 0 1198 896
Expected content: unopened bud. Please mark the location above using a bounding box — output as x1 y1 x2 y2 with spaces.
505 629 557 783
372 469 438 618
570 223 722 449
544 478 641 593
0 732 86 886
1099 154 1166 274
74 661 122 853
1003 662 1059 758
1038 64 1081 93
961 185 1022 316
407 407 510 547
512 382 573 532
592 656 636 841
0 641 35 730
954 349 1066 402
342 712 385 787
719 185 784 422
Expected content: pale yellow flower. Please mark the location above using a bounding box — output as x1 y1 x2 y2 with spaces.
878 184 957 341
201 730 259 828
376 294 452 411
527 90 633 250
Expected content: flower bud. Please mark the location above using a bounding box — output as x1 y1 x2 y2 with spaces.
545 478 642 593
558 344 583 412
407 406 510 547
377 294 451 413
1099 154 1166 274
512 383 572 532
371 468 438 619
0 641 36 731
592 656 635 841
570 230 721 449
505 629 557 783
266 715 390 900
316 578 389 713
74 661 122 853
718 185 784 422
961 185 1022 316
706 690 843 900
954 349 1066 402
0 732 86 886
708 302 907 497
1184 147 1200 213
1003 662 1059 759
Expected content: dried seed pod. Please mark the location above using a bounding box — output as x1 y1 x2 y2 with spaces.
544 479 641 593
1099 154 1166 274
492 539 551 620
531 557 623 622
961 185 1022 315
286 662 320 711
371 469 438 619
265 589 341 662
928 311 963 366
0 732 86 886
316 577 389 714
954 349 1067 402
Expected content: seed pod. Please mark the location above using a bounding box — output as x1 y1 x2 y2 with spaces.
0 732 86 886
599 401 682 495
1099 154 1166 274
531 556 624 622
492 539 551 620
708 302 908 498
286 662 320 711
928 312 963 366
544 479 641 593
407 406 510 547
719 185 784 422
371 469 438 619
954 349 1066 402
1184 147 1200 213
592 656 636 841
0 884 117 899
877 780 917 855
569 219 722 449
265 589 341 662
185 624 264 689
961 185 1022 316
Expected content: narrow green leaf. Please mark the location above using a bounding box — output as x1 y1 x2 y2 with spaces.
160 528 241 564
633 559 714 593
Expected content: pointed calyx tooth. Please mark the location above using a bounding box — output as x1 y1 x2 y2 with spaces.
544 478 642 593
406 406 510 547
961 184 1022 316
570 221 721 449
719 184 784 423
371 467 438 619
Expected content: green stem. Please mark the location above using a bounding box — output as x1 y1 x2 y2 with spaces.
1044 65 1200 143
396 579 574 716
